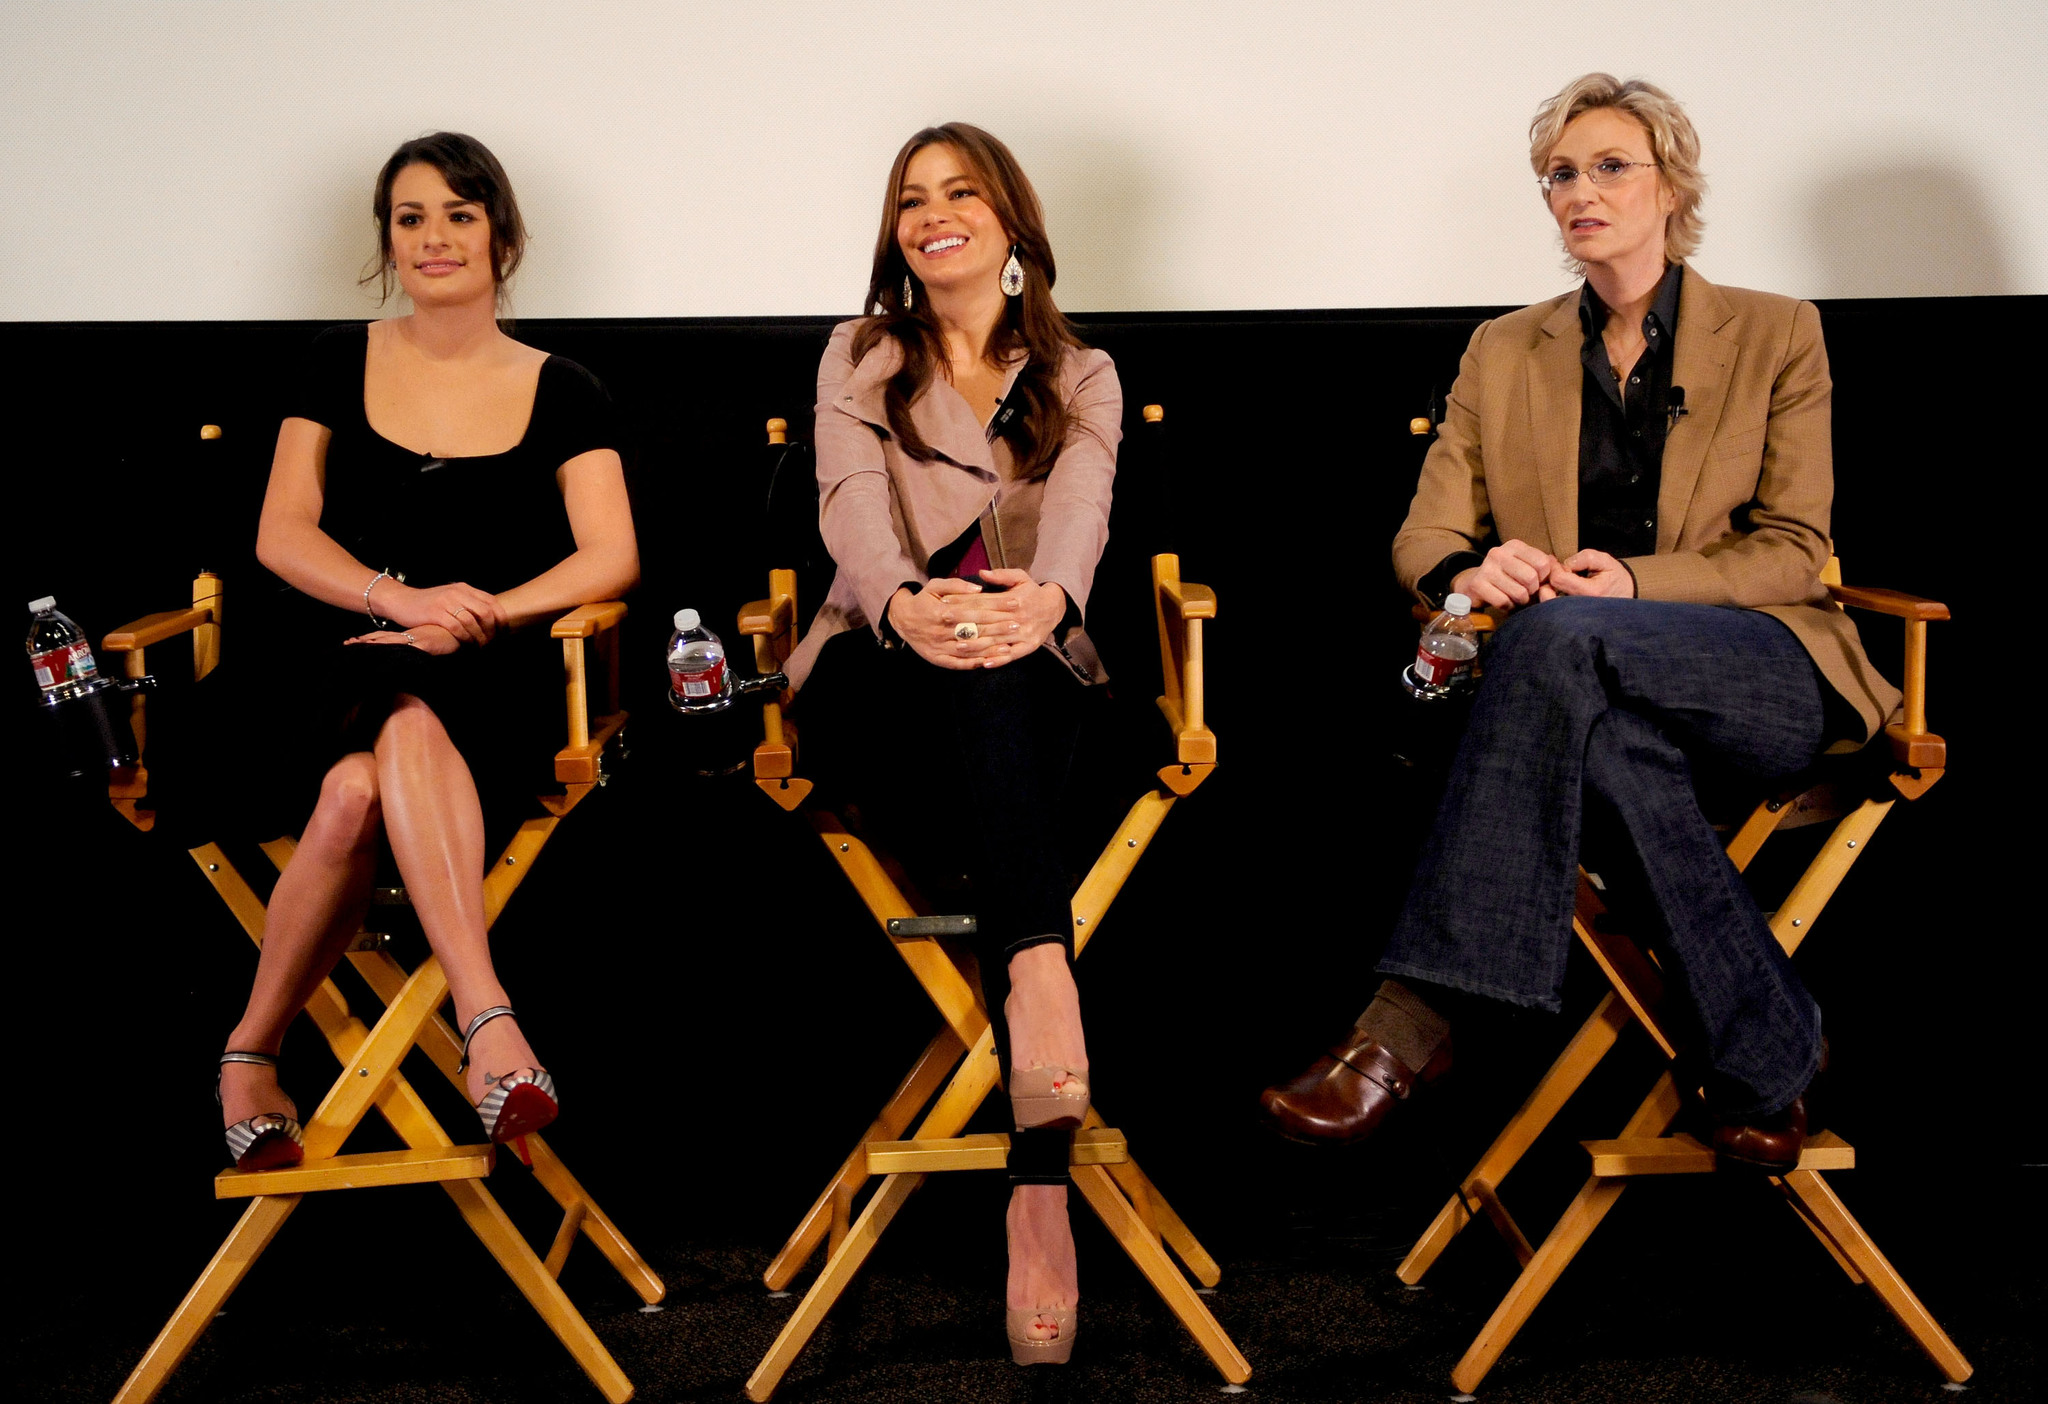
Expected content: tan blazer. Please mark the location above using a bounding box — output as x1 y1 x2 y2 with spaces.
786 319 1122 690
1393 265 1901 741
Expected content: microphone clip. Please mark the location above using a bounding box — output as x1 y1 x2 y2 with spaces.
1666 386 1689 430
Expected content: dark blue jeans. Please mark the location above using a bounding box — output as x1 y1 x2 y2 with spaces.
1378 598 1830 1116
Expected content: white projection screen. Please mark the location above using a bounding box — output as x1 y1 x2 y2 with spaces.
4 0 2042 321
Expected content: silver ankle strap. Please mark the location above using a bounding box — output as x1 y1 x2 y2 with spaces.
217 1051 281 1107
220 1051 280 1069
458 1006 517 1073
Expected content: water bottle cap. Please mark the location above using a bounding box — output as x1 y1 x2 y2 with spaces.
28 596 56 613
674 608 700 631
1444 593 1471 615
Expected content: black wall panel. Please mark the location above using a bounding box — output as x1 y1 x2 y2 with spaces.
6 299 2038 1295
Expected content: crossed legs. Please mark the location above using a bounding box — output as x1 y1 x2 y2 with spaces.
1003 943 1087 1335
1263 599 1834 1148
933 657 1089 1344
799 634 1090 1347
1376 598 1829 1113
219 692 542 1129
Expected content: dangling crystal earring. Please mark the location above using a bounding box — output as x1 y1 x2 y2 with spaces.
1000 246 1025 297
902 275 914 310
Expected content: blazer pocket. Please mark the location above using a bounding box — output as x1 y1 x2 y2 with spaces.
1710 425 1767 463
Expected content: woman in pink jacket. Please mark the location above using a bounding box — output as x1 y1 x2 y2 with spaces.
790 122 1122 1366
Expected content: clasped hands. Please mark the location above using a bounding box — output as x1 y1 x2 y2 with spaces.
1450 540 1634 612
347 578 507 656
887 568 1067 671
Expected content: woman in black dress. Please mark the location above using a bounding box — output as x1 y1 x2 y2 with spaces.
215 133 638 1170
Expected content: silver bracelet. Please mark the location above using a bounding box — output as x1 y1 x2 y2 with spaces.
364 569 392 626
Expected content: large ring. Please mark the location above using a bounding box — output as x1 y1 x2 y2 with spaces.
953 621 979 641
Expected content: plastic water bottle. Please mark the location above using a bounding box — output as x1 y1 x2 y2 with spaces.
26 596 102 701
1403 593 1481 699
667 608 731 707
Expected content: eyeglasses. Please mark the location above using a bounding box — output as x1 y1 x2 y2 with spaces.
1538 159 1659 196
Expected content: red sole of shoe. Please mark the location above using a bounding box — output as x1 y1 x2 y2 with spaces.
235 1134 305 1173
489 1084 559 1144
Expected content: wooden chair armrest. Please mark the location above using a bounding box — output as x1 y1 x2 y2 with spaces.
1159 579 1216 620
104 606 213 652
554 602 627 768
739 594 794 635
1824 583 1948 774
1152 555 1217 768
551 601 627 639
1826 584 1950 621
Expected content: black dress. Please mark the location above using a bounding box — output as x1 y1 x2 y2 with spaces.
172 324 619 839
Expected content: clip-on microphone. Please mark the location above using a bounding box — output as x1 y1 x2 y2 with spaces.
1666 385 1689 429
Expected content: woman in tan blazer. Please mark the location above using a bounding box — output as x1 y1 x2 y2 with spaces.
1260 75 1898 1173
790 123 1121 1366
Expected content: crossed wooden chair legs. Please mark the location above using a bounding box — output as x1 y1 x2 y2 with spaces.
1395 790 1972 1395
113 818 663 1404
742 788 1252 1400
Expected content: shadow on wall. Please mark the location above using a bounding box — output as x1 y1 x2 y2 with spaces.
1033 133 1166 310
1804 160 2016 297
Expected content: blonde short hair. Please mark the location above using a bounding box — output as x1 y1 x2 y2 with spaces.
1529 74 1706 267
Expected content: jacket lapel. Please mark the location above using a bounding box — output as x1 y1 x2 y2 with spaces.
1525 295 1583 557
837 338 1017 479
1659 265 1736 551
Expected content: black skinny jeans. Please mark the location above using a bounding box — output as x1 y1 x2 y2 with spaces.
800 629 1087 1182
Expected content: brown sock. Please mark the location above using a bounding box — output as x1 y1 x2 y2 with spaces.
1353 979 1451 1073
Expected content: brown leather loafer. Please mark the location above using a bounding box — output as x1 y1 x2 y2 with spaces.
1257 1028 1451 1146
1710 1039 1826 1174
1709 1094 1808 1173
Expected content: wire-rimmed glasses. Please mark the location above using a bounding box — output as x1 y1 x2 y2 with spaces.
1538 159 1659 196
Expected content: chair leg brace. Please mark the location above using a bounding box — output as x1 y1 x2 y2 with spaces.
1397 796 1971 1393
113 825 657 1404
743 779 1249 1400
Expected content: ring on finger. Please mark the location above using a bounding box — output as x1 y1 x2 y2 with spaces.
953 621 979 641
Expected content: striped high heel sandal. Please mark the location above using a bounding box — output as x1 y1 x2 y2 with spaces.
459 1006 558 1145
218 1052 304 1172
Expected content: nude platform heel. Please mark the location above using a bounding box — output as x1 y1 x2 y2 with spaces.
1006 1307 1078 1365
1009 1067 1090 1131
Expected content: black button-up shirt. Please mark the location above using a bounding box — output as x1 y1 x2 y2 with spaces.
1417 266 1687 605
1576 260 1682 559
1416 263 1686 606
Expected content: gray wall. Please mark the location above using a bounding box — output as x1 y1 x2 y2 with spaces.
4 0 2041 320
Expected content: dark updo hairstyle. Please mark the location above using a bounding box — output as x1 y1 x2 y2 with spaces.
854 123 1088 481
360 131 528 303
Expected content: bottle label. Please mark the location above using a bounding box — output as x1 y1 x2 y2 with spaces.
1413 636 1477 690
670 658 726 699
1412 643 1455 688
30 641 98 691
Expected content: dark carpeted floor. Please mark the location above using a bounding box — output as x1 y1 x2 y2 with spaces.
23 1149 2038 1404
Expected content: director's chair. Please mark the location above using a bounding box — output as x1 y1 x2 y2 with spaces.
1385 461 1970 1390
729 408 1251 1399
102 513 660 1401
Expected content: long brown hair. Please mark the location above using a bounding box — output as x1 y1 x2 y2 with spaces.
852 123 1087 480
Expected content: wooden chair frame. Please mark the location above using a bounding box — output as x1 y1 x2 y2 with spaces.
103 571 660 1404
1393 564 1971 1394
731 414 1248 1400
